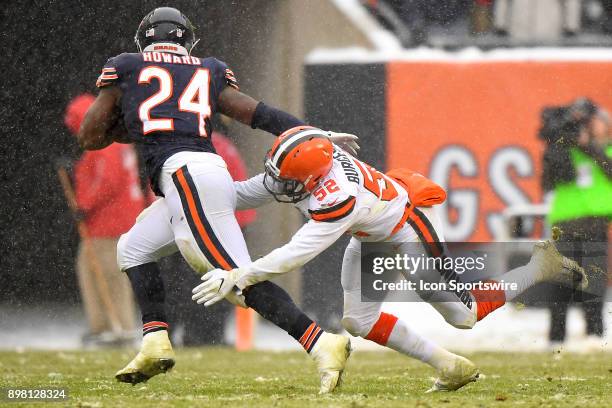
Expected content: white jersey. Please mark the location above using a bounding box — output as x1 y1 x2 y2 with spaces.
232 147 410 289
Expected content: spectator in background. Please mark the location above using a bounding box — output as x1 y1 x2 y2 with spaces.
471 0 493 34
494 0 581 39
601 0 612 34
363 0 426 46
64 94 144 345
363 0 471 46
540 98 611 350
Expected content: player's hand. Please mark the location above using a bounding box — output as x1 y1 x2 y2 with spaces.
327 131 360 156
191 268 236 306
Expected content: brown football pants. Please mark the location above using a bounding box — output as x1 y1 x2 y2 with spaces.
76 238 137 334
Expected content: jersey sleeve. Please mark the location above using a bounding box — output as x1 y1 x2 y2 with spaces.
224 66 239 90
308 195 357 222
234 173 275 210
232 184 358 288
307 180 357 223
96 57 120 88
233 214 355 289
210 58 239 93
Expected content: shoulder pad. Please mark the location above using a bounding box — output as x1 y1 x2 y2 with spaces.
96 53 138 88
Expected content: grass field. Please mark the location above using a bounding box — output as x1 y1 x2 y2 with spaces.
0 348 610 407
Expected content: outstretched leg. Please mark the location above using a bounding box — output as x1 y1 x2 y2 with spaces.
341 237 478 392
394 206 586 328
163 160 350 393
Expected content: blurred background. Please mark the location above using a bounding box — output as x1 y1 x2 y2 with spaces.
1 0 610 352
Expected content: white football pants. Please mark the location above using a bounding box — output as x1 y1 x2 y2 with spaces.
341 206 478 339
117 152 251 294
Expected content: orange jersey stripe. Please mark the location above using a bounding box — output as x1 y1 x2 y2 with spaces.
408 211 442 257
390 204 414 236
175 169 233 271
310 197 356 222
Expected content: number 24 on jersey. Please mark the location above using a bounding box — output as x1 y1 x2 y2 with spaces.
138 66 211 137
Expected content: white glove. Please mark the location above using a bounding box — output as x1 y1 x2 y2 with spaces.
327 131 360 156
191 268 236 307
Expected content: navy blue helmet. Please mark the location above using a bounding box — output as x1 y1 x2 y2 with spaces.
135 7 199 54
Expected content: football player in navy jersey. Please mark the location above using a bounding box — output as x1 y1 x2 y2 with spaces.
79 7 358 393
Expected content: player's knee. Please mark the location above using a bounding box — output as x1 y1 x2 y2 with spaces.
442 311 476 330
116 233 132 271
175 238 212 275
116 232 155 272
431 302 477 329
341 316 374 338
340 316 362 337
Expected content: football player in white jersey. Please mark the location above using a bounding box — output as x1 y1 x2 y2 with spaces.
193 126 587 392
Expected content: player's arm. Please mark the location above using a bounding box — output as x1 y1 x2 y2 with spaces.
219 87 360 154
234 173 275 210
78 87 122 150
192 196 358 306
216 64 360 153
234 214 354 287
218 86 304 135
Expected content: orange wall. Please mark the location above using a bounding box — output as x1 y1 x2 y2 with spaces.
387 61 612 241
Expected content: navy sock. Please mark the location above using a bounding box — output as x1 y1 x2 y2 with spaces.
244 281 323 352
125 263 168 335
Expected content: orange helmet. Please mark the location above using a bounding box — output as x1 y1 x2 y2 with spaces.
264 126 333 202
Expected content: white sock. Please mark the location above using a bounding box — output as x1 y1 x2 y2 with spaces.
385 319 456 371
495 262 538 301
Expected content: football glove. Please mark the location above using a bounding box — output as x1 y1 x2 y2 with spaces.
192 268 237 307
327 131 360 156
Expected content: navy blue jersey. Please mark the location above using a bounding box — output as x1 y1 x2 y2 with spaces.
96 51 239 194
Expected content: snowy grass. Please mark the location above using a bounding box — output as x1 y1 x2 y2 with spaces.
0 348 610 407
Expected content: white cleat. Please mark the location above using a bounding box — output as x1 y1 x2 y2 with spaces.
531 241 588 290
310 332 352 394
427 355 479 393
115 330 175 384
